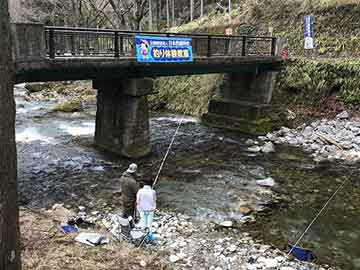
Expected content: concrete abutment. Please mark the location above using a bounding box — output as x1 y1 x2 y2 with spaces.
202 70 280 135
93 78 153 158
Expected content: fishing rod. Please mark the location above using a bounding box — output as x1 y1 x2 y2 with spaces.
152 116 184 188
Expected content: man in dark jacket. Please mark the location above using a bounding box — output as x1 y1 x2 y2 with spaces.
120 163 139 218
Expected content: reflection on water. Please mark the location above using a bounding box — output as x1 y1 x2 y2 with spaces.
14 84 360 269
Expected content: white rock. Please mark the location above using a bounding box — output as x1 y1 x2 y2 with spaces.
228 244 237 252
275 256 286 262
261 142 275 153
169 254 180 263
78 206 86 211
280 267 295 270
247 146 261 153
215 267 223 270
219 221 233 227
169 242 178 249
140 260 147 267
286 109 296 120
336 111 349 119
176 252 187 259
258 257 278 268
245 139 255 145
256 177 275 187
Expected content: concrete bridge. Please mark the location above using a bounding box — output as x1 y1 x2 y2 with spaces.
12 23 283 158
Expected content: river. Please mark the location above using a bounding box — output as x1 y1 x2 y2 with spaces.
15 83 360 270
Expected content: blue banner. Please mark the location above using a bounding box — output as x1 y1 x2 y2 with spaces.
135 35 193 63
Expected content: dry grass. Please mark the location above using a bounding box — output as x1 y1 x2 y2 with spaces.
20 208 168 270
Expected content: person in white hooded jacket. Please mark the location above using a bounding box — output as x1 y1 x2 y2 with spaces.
136 179 156 234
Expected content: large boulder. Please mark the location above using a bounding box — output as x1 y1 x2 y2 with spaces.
52 98 83 112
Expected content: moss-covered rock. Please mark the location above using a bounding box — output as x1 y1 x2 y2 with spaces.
25 83 52 93
52 98 83 112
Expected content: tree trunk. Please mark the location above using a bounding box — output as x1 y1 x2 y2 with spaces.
171 0 174 26
148 0 153 30
166 0 170 27
228 0 231 16
200 0 203 17
0 0 21 270
190 0 193 21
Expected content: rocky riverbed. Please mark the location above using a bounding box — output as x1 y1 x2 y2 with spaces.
247 111 360 164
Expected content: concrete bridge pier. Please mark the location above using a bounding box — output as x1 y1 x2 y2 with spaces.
93 78 153 158
202 70 279 135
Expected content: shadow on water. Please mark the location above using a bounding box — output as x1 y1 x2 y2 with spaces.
14 84 360 269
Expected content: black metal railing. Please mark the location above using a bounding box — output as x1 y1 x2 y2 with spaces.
44 26 277 59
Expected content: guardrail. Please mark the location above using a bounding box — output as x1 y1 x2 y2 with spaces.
44 26 277 59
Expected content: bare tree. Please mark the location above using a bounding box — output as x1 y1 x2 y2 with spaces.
166 0 170 27
228 0 231 16
171 0 174 26
190 0 193 21
148 0 153 30
107 0 148 30
0 0 21 269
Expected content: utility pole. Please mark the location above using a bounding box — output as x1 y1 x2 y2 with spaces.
149 0 153 31
190 0 194 21
166 0 170 27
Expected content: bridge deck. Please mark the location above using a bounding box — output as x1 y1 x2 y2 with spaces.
16 56 282 83
13 25 283 83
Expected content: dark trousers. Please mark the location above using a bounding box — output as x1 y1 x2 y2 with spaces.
121 200 135 218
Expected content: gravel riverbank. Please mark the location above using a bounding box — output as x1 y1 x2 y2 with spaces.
248 111 360 164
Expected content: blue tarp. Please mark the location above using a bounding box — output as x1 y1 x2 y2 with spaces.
289 244 316 262
61 224 78 234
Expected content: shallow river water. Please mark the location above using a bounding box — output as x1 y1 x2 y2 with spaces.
15 84 360 270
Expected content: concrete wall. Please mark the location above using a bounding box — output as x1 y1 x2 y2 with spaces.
11 23 45 62
218 71 278 104
203 69 280 135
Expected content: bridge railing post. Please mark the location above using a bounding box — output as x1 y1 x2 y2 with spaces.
207 35 211 57
114 31 119 58
241 36 247 56
49 28 55 59
70 34 75 55
270 37 277 56
120 35 124 56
